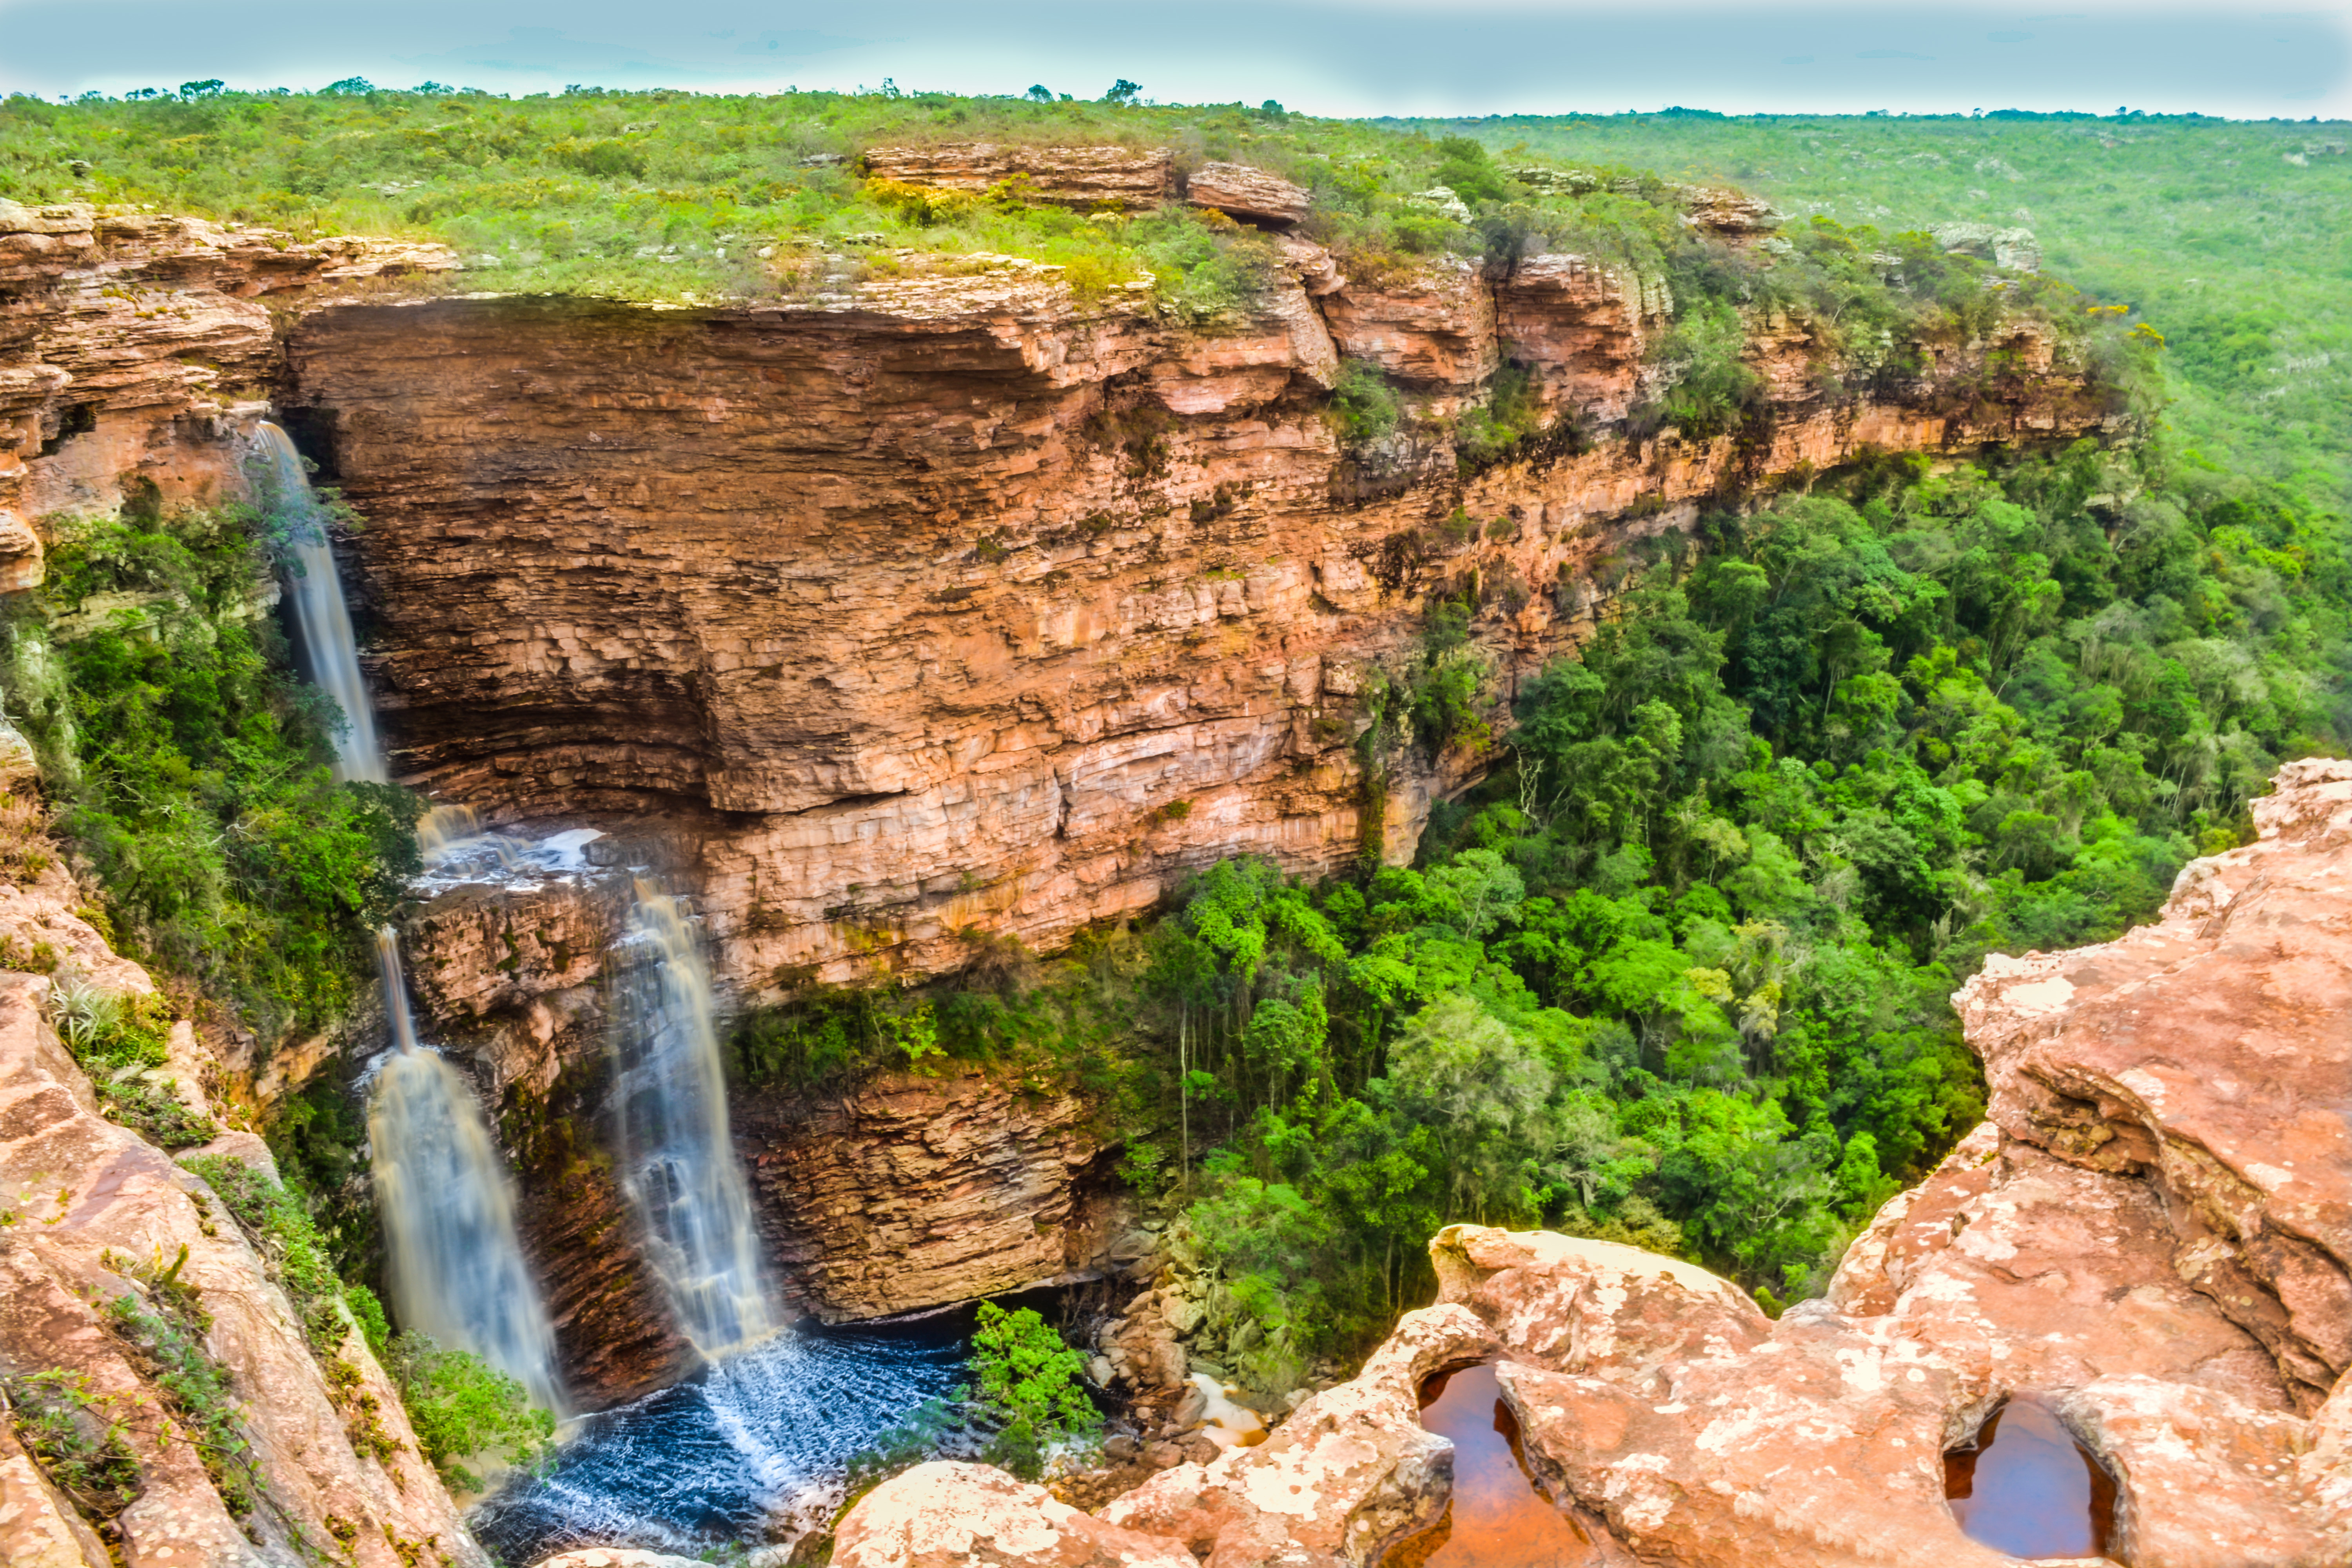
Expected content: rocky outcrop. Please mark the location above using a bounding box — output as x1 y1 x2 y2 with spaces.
1186 163 1312 227
861 145 1172 209
272 242 2116 998
1954 754 2352 1412
735 1065 1121 1321
0 869 480 1567
827 758 2352 1568
0 199 454 559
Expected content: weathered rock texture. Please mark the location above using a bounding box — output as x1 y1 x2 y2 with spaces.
0 198 454 565
826 758 2352 1568
0 867 481 1567
861 145 1173 209
735 1064 1122 1321
1186 163 1312 226
274 245 2118 998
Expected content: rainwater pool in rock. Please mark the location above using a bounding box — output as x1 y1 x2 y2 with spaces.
1391 1363 1613 1568
1944 1396 2117 1561
469 1319 969 1563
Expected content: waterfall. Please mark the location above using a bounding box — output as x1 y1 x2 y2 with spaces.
369 930 566 1414
255 426 567 1410
608 888 779 1357
256 423 385 783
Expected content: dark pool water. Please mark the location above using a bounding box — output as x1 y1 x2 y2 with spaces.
469 1318 971 1564
1389 1363 1614 1568
1945 1396 2117 1561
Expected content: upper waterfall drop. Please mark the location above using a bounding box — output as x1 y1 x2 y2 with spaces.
256 422 385 784
368 929 567 1415
609 887 779 1358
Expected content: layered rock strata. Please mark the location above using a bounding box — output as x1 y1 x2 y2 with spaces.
829 758 2352 1567
735 1063 1122 1321
860 144 1175 210
0 862 479 1568
276 241 2116 997
0 198 454 563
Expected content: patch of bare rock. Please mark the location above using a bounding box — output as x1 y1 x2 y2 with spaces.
828 758 2352 1566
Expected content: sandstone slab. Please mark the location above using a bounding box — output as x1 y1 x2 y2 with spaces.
1186 162 1312 226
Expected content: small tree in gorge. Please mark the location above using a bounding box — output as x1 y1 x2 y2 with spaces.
968 1301 1101 1479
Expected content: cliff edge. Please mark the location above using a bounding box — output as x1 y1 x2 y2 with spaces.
831 756 2352 1567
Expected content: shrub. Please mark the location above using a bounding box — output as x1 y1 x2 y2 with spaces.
967 1301 1100 1480
383 1333 555 1491
1328 360 1402 449
2 502 425 1044
46 978 214 1148
3 1368 143 1526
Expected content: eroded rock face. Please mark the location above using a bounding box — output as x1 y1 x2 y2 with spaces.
735 1064 1120 1321
1954 753 2352 1414
0 199 454 547
1186 163 1312 227
276 251 2116 998
0 884 479 1567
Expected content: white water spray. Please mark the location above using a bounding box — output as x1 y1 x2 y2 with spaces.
368 929 566 1414
256 423 385 783
609 889 778 1357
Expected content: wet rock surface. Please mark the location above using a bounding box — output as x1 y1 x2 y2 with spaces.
735 1064 1120 1322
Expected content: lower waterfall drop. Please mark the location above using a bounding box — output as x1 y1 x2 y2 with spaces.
368 929 566 1414
608 887 779 1357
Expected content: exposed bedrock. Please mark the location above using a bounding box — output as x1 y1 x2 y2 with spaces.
0 867 479 1568
831 757 2352 1567
399 867 1127 1399
273 247 2117 996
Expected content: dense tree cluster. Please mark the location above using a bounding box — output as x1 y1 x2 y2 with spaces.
1111 440 2343 1391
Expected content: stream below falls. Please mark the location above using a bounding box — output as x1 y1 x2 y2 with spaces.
470 1316 973 1563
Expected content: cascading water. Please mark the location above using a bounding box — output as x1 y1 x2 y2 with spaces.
607 888 779 1356
368 930 567 1415
256 423 565 1411
256 423 385 783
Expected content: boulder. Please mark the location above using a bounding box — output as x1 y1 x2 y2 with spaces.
1929 221 2042 272
833 1462 1196 1568
1186 162 1312 226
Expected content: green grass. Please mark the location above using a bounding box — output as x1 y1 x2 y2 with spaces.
1401 110 2352 516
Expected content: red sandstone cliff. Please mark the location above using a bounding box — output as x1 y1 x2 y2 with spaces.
267 243 2115 1000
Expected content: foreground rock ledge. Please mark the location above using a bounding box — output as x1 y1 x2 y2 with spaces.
831 759 2352 1567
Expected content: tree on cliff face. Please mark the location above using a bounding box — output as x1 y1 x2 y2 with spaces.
1111 438 2346 1385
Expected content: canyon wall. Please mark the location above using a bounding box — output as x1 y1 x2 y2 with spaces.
0 847 479 1568
832 756 2352 1568
272 243 2119 1001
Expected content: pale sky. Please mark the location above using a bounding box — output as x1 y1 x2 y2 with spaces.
2 0 2347 120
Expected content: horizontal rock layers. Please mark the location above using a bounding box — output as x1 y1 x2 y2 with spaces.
735 1064 1122 1322
276 250 2116 995
829 757 2352 1567
0 199 454 553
